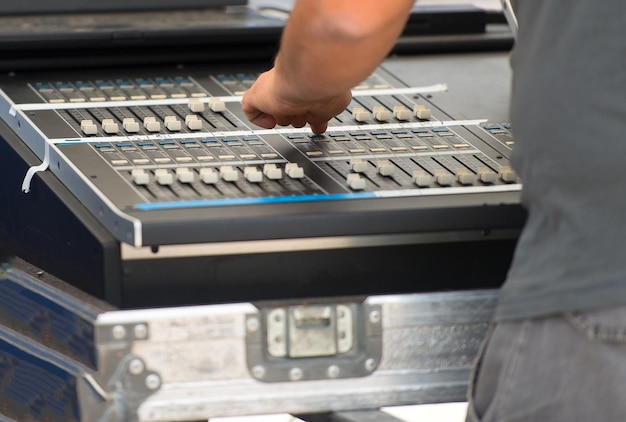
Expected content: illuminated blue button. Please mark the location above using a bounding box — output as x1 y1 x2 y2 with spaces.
159 141 176 146
175 77 195 88
237 74 255 81
216 75 235 82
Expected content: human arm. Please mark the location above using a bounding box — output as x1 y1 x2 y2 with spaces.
242 0 416 134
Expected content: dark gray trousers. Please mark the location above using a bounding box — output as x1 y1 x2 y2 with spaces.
466 306 626 421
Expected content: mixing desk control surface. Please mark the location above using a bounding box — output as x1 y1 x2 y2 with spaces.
0 65 520 248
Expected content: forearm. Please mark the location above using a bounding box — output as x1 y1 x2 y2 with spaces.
242 0 415 134
274 0 415 102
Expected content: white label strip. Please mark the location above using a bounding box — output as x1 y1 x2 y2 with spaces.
350 83 448 97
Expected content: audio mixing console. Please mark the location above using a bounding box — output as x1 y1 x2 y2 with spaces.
0 63 524 306
0 66 519 244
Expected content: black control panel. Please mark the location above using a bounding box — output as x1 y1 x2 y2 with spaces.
0 62 523 307
0 65 519 247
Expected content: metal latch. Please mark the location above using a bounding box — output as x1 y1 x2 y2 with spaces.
246 301 382 382
267 304 353 358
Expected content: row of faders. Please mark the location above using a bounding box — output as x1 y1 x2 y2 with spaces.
125 162 311 202
72 96 432 138
35 72 438 136
90 132 313 202
67 97 234 137
289 127 517 192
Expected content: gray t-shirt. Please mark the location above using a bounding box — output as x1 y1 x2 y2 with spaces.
495 0 626 321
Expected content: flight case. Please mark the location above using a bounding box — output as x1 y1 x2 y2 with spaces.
0 257 497 421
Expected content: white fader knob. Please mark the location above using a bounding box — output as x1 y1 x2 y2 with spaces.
164 116 182 132
352 107 371 123
263 164 283 180
176 167 195 183
376 160 395 176
413 105 432 120
244 167 263 183
80 119 98 135
346 173 366 190
373 106 391 122
434 169 454 186
220 165 239 182
393 105 412 121
131 169 150 185
101 118 119 134
123 118 140 133
188 98 205 113
285 163 304 179
143 116 161 133
185 115 203 130
350 158 368 173
499 166 518 183
209 97 226 113
154 169 174 185
477 167 498 184
456 168 476 185
199 167 219 184
412 170 433 187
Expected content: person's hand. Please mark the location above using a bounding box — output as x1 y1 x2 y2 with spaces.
242 69 352 135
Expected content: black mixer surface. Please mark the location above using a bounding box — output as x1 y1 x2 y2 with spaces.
0 58 524 307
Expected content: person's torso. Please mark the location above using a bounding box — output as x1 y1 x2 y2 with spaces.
496 0 626 320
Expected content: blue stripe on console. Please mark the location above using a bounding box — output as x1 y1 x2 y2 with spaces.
134 192 378 211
